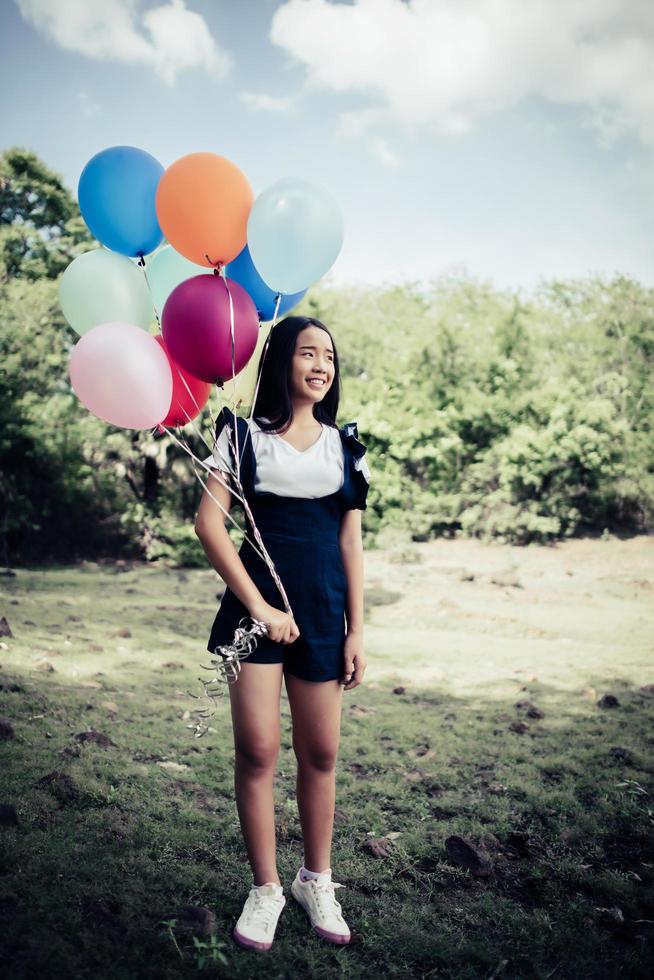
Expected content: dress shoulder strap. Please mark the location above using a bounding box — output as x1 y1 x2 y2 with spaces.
213 407 256 488
214 405 233 440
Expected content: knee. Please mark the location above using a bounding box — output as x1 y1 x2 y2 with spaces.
294 741 338 772
235 738 279 772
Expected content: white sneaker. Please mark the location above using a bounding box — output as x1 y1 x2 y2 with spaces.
290 868 351 944
233 882 286 951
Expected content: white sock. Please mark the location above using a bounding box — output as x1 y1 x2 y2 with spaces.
300 865 331 882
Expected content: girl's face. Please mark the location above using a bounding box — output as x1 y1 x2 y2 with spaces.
290 325 335 404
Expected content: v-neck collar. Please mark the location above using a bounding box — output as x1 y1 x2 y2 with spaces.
273 425 326 455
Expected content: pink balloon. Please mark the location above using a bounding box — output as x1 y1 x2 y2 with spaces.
69 322 173 429
161 274 259 383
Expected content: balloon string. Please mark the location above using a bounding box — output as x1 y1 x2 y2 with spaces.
155 414 261 562
136 255 295 734
137 254 292 613
156 423 264 556
159 363 215 456
139 254 219 441
136 254 287 736
218 264 243 489
219 266 293 616
166 421 294 730
161 425 254 532
136 256 260 553
248 291 281 432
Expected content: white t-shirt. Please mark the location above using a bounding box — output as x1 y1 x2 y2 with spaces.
202 415 371 499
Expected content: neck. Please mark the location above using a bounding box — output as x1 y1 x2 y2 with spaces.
290 400 320 426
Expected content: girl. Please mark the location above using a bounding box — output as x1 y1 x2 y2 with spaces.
194 315 371 952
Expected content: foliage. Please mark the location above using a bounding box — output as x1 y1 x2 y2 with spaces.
1 146 653 564
0 147 94 281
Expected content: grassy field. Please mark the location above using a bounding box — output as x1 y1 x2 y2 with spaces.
1 534 653 978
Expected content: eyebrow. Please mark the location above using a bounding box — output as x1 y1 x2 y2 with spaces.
299 345 334 354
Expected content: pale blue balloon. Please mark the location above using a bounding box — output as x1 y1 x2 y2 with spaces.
145 244 211 319
247 178 344 294
225 244 307 321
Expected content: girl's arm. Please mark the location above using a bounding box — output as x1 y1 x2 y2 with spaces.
338 508 364 634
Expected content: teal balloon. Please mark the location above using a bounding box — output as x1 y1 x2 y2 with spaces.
247 178 344 294
59 248 153 336
146 245 211 319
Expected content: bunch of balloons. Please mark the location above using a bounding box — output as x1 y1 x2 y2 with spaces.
63 145 344 430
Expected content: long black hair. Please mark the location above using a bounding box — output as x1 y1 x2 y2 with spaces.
251 315 341 434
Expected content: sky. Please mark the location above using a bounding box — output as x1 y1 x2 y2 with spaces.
2 0 654 296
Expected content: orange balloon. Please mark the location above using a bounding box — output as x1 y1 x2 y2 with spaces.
156 152 254 267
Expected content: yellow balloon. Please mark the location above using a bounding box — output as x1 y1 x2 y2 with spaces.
222 322 272 412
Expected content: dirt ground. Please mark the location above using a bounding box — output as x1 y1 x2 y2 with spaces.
1 535 652 711
361 534 654 702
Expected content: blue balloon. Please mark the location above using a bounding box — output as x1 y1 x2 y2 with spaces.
225 244 307 321
78 145 164 257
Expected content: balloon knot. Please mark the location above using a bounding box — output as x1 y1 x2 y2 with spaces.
205 254 224 275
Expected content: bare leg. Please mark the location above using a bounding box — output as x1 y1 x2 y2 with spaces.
228 661 284 886
284 672 344 872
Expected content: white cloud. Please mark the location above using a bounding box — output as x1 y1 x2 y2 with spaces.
77 90 100 117
240 90 293 113
16 0 232 85
270 0 654 145
371 137 402 169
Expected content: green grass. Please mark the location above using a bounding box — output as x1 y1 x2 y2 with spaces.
1 539 653 978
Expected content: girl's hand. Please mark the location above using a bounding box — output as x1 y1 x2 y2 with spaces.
249 600 300 645
342 631 367 690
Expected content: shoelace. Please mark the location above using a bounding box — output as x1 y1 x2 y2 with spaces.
244 890 284 929
307 879 347 920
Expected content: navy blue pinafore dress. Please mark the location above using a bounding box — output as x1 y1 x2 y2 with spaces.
206 407 370 682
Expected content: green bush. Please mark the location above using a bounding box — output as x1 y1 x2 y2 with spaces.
2 148 653 560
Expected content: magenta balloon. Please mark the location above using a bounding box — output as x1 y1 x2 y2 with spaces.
161 274 259 383
69 321 173 429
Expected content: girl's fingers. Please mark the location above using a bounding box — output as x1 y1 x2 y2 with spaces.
343 662 366 688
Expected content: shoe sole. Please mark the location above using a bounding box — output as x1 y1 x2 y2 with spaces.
233 925 273 951
290 879 351 945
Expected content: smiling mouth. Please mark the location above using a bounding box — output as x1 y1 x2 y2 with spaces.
306 378 327 387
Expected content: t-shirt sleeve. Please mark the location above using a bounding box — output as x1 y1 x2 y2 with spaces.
202 423 233 473
351 451 371 510
354 455 371 484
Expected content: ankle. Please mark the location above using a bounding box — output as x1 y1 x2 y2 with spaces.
300 865 331 882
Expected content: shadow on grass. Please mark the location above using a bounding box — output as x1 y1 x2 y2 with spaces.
1 664 653 980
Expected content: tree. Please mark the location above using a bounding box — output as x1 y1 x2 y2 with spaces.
0 147 93 282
